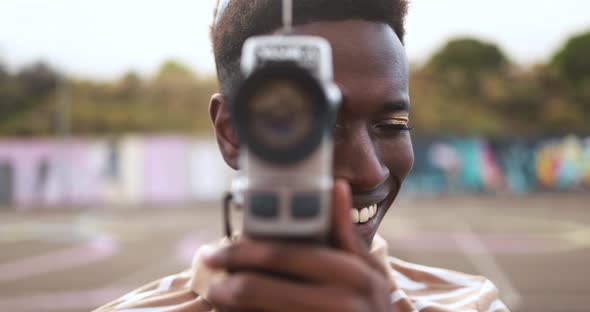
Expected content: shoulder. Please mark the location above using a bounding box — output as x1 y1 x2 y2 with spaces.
387 257 510 311
93 238 231 312
92 270 211 312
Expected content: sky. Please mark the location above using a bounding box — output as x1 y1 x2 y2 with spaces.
1 0 589 80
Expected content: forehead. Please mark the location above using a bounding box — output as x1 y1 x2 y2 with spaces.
292 20 409 107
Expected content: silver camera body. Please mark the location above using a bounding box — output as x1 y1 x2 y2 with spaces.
230 34 341 241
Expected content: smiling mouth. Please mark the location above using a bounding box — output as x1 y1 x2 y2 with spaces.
350 196 389 224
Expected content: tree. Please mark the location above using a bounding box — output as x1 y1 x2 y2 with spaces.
427 37 509 76
551 30 590 86
0 61 61 135
151 60 197 101
0 61 7 80
155 60 195 83
16 61 60 97
117 71 143 98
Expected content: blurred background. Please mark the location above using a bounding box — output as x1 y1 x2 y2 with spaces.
1 1 589 311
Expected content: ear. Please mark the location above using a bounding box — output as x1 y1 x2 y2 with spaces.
209 93 240 170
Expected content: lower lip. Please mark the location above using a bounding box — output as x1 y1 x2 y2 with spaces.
354 214 379 239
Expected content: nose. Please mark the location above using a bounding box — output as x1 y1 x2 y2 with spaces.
333 127 389 193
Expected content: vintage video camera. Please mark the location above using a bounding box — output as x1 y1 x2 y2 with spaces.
229 4 341 242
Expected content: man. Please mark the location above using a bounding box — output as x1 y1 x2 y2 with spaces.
95 1 509 311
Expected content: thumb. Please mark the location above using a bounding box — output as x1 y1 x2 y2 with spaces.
330 179 364 253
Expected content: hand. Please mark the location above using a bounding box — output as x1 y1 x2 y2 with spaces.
203 179 392 312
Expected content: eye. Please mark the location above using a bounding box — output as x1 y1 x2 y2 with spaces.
374 117 412 132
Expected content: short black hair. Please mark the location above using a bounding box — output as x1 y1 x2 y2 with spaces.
211 0 410 96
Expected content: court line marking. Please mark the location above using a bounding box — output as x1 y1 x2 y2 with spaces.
0 287 132 311
0 235 118 283
452 219 522 310
104 230 215 290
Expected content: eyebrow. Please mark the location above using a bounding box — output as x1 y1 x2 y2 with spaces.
382 100 410 113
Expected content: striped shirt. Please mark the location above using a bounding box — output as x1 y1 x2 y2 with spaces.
93 235 509 312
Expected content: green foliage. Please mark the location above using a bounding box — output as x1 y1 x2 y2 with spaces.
0 59 218 137
63 65 218 136
1 31 589 137
552 30 590 86
156 60 195 81
411 35 589 137
0 61 60 135
428 37 509 76
0 62 7 78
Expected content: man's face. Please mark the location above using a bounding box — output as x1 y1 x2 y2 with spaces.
293 20 414 243
211 20 414 245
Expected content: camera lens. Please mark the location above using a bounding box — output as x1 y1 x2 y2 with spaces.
249 79 314 150
233 62 333 165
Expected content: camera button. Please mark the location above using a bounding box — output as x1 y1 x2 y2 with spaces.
291 194 320 219
250 193 279 219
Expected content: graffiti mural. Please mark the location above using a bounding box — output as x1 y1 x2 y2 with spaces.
535 136 590 190
405 135 590 196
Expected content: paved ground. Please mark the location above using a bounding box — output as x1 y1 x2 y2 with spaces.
0 193 589 312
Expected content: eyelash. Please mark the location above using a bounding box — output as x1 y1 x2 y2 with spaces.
375 123 413 132
333 122 413 132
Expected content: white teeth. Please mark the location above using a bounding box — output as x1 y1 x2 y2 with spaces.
359 208 369 223
351 209 359 223
351 204 379 224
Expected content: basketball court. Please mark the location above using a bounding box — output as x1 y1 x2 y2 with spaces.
1 194 588 312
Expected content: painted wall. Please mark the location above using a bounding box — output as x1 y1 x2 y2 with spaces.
405 135 590 196
0 135 588 210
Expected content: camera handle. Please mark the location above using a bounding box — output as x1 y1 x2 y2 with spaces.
222 192 236 240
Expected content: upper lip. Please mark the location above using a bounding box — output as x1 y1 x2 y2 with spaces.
351 193 389 209
349 177 399 209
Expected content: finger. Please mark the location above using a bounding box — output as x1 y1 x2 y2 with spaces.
202 239 374 291
330 178 357 251
208 272 364 312
330 179 388 276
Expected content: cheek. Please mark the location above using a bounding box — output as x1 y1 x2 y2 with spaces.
377 135 414 180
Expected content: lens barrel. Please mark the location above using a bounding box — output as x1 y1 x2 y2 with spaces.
232 62 332 165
